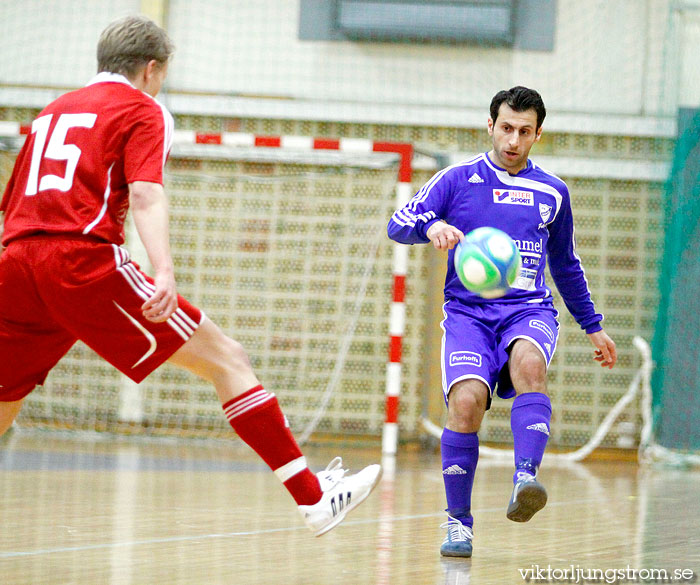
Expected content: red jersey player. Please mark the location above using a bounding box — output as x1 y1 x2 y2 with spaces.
0 15 380 536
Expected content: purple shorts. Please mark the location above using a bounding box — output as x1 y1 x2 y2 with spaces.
440 299 559 407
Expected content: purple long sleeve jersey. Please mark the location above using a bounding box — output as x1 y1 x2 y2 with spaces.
387 152 603 334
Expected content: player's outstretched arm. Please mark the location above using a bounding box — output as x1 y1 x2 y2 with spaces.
587 329 617 369
426 220 464 251
129 181 178 323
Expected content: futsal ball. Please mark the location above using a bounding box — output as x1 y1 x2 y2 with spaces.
454 227 521 299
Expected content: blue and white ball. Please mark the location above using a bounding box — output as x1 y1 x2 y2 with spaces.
454 227 522 299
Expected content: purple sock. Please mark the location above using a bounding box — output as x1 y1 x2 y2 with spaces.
441 428 479 529
510 392 552 483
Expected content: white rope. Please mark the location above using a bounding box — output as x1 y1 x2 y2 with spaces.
637 335 655 462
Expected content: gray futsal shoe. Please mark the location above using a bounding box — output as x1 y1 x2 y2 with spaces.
506 472 548 522
440 516 473 558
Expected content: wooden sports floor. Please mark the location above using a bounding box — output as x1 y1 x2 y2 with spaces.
1 432 698 585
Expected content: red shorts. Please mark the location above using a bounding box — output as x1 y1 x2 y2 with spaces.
0 236 203 401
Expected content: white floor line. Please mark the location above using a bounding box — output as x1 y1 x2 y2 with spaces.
0 497 603 559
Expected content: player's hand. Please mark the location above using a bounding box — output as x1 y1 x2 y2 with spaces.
426 221 464 251
587 329 617 369
142 269 178 323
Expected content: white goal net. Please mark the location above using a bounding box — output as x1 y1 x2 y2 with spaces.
8 141 428 442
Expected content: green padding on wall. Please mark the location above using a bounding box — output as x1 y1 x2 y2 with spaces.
652 107 700 452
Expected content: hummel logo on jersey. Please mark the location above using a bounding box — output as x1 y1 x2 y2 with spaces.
443 465 468 475
526 423 550 436
468 173 484 183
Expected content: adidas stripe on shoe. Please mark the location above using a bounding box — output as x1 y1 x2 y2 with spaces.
298 457 382 536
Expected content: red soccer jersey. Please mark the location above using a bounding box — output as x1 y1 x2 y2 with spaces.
1 73 173 246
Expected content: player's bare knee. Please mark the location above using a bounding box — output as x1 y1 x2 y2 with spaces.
448 389 477 413
447 383 488 430
177 325 256 386
220 336 254 375
519 352 545 375
511 341 545 374
197 334 250 381
511 352 547 394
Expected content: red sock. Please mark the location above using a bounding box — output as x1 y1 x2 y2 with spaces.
223 385 322 505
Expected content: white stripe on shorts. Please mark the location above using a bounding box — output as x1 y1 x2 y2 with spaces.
113 247 196 342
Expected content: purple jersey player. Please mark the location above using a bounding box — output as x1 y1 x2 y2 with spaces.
387 86 617 558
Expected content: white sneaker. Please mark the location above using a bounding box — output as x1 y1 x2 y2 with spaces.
298 456 382 536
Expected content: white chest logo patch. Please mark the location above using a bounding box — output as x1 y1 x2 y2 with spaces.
493 189 533 206
539 203 553 223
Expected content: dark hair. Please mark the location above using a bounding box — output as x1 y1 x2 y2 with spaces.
97 15 174 77
490 86 546 130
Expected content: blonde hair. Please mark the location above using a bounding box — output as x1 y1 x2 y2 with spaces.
97 15 174 76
